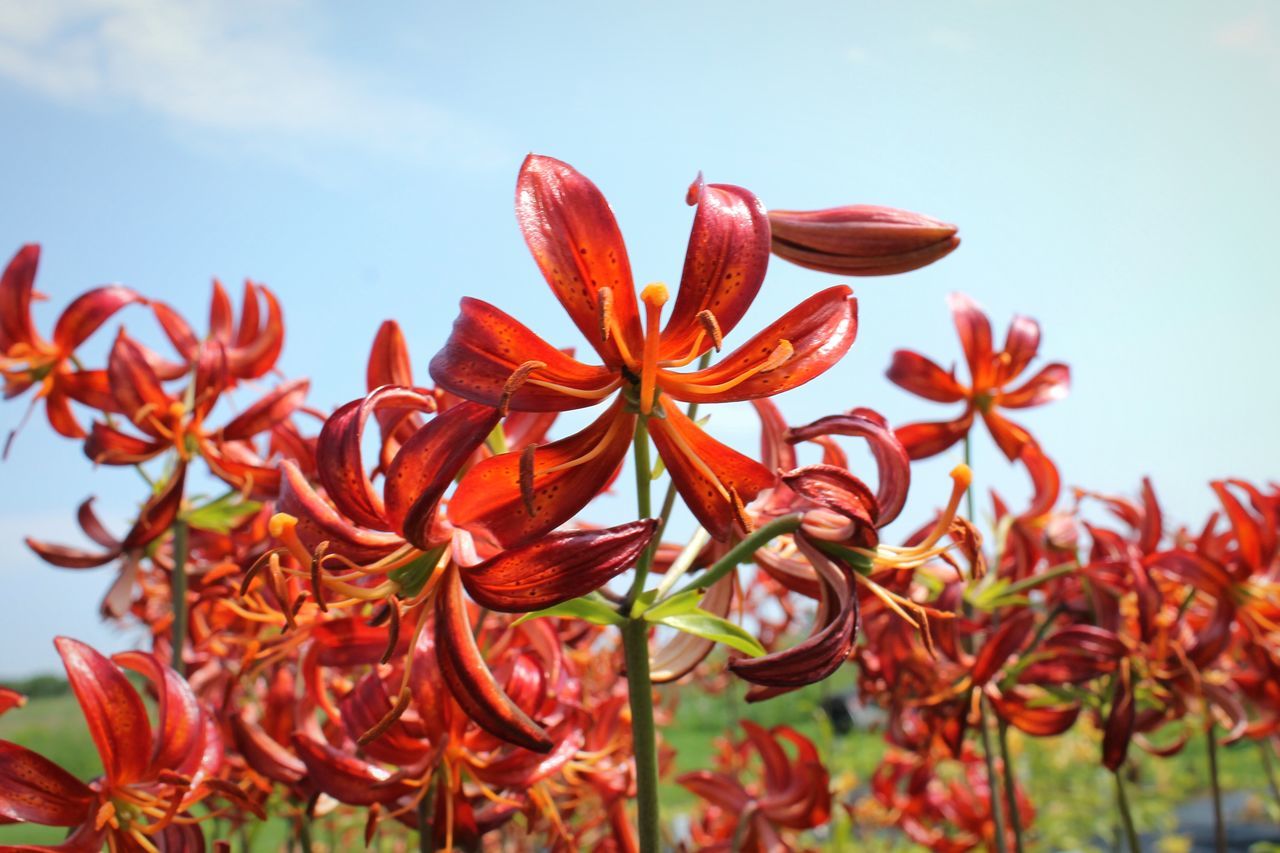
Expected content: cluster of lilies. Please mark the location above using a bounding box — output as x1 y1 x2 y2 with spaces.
0 154 1274 853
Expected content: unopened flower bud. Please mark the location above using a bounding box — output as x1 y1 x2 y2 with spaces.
768 205 959 276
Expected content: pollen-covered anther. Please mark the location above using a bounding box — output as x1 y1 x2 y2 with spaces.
268 512 314 568
696 309 724 351
499 360 547 416
730 487 754 535
597 287 614 343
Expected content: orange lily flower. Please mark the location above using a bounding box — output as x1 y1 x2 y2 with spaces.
887 292 1069 461
431 154 858 546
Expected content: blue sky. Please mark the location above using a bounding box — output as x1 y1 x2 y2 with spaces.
1 1 1277 677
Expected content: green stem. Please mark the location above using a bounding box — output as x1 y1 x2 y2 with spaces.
997 719 1025 853
623 618 660 853
1207 721 1226 853
297 815 313 853
670 515 803 599
625 417 655 610
650 351 712 545
1113 769 1140 853
170 520 190 677
1001 561 1079 597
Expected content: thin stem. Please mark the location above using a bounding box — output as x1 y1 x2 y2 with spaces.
1259 738 1280 813
297 815 313 853
978 696 1010 853
417 774 437 853
1001 561 1078 597
625 416 655 611
1113 769 1141 853
623 617 660 853
170 519 190 677
670 514 803 599
1207 721 1226 853
997 719 1025 853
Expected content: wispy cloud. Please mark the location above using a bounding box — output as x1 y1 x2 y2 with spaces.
0 0 499 169
1212 6 1280 82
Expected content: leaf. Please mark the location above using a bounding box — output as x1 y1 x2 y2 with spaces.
653 610 766 657
183 492 262 533
388 546 446 597
513 596 624 627
641 589 704 623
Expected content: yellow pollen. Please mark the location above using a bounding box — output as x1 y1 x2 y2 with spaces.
640 283 670 307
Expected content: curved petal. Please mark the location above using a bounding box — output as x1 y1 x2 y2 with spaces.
768 205 959 276
782 465 878 532
225 283 284 380
0 740 95 826
997 314 1040 385
25 537 117 569
291 732 412 806
276 460 402 564
662 286 856 404
981 409 1034 461
730 536 858 690
885 350 966 403
54 637 152 787
1102 661 1135 771
429 297 618 412
83 422 166 466
228 714 306 785
998 363 1069 409
947 292 995 390
434 563 553 751
120 462 186 551
41 389 87 440
0 244 42 352
58 369 119 414
106 332 171 432
648 395 775 540
220 379 309 442
894 412 972 461
111 651 203 776
151 301 199 363
367 319 414 389
789 408 911 527
1016 444 1060 521
660 178 770 361
52 286 143 353
989 689 1079 737
461 519 656 612
516 154 641 365
651 575 734 683
449 400 634 548
383 401 501 548
317 387 436 530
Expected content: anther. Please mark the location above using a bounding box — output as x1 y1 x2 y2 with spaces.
597 287 614 343
519 444 538 515
499 360 546 416
696 309 724 351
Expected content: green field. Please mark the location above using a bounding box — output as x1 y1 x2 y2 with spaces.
0 672 1271 851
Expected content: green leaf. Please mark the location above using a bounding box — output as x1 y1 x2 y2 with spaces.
653 610 766 657
183 493 262 534
513 597 624 628
641 589 704 623
388 546 446 597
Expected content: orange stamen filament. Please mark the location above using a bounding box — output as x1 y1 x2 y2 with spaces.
541 414 630 475
659 329 708 368
526 375 622 400
639 284 668 414
649 406 731 504
662 339 793 397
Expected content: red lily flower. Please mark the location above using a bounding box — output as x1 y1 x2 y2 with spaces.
1 244 145 443
430 154 858 545
26 463 187 618
151 278 285 384
887 292 1069 460
0 638 247 851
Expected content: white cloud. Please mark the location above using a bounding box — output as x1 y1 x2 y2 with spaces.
0 0 498 168
1213 7 1272 52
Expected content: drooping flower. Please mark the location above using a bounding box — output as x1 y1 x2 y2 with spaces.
887 292 1068 460
430 154 858 546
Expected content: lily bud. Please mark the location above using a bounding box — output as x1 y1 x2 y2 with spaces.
768 205 959 275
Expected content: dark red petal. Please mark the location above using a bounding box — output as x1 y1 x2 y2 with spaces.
121 462 186 550
1102 662 1135 771
291 732 412 805
970 608 1036 686
461 519 656 612
276 460 402 564
885 350 966 403
989 689 1079 737
663 286 856 404
947 292 995 390
152 301 199 363
789 408 911 527
768 205 959 276
782 465 878 529
58 369 119 414
981 409 1034 461
731 537 857 690
52 286 143 352
998 363 1070 409
228 714 305 784
0 740 95 826
106 331 172 431
894 413 972 461
516 154 640 366
25 538 117 569
449 400 634 548
1016 443 1060 521
209 279 233 341
41 389 86 439
429 297 617 412
648 395 774 541
0 244 41 352
660 178 769 361
434 563 553 751
311 617 408 667
111 651 203 776
55 637 153 786
83 422 166 466
220 379 309 442
0 688 24 717
317 386 436 530
226 283 284 380
384 401 501 548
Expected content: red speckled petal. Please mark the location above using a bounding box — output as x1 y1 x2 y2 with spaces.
55 637 153 787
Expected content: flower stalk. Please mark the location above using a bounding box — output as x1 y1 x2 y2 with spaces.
170 518 190 677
